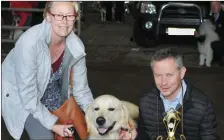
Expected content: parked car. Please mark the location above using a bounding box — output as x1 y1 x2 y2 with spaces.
132 1 211 47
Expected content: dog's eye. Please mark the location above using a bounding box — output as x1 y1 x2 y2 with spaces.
94 107 99 111
108 108 115 111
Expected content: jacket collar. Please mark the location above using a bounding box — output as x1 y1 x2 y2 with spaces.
182 79 192 104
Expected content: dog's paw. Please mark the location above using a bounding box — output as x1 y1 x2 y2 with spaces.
199 62 204 66
205 63 211 67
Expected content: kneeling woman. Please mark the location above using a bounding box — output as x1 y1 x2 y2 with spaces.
2 1 94 139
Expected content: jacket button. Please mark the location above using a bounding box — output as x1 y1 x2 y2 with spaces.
6 94 9 97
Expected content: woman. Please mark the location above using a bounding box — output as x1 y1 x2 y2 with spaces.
2 1 94 139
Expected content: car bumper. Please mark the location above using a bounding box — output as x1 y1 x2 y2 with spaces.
137 13 210 39
139 15 204 34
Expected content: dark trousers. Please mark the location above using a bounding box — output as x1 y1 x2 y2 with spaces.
115 2 124 22
105 2 113 21
211 40 224 65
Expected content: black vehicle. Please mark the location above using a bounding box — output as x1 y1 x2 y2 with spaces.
132 1 211 47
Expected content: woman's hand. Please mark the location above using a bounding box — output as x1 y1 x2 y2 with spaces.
118 127 137 140
52 124 74 137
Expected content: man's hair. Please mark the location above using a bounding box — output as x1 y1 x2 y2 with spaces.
150 48 184 70
210 1 222 5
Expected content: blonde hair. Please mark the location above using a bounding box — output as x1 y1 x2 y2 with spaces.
43 1 79 18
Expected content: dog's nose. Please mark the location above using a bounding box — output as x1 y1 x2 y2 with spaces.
96 116 106 125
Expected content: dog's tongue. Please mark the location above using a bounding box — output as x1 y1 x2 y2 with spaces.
98 128 107 133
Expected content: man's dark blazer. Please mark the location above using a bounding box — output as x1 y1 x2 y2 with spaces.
211 9 224 39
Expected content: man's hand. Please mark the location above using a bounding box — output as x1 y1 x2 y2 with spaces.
52 124 74 137
118 128 137 140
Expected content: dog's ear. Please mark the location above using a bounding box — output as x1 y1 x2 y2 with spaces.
129 118 137 128
85 104 93 133
120 103 130 127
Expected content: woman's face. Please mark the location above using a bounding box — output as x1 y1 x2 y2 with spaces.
47 2 76 37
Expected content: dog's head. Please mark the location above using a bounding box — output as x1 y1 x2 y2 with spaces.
199 20 216 36
85 95 130 136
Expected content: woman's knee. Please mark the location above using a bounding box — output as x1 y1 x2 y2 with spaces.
25 114 54 139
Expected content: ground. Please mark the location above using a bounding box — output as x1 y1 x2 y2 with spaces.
1 8 224 139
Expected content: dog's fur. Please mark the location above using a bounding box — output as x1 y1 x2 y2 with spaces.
197 20 220 67
85 95 139 139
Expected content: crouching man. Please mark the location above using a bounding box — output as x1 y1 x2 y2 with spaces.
136 48 219 140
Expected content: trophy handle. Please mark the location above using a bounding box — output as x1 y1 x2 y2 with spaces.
180 134 186 140
156 135 163 140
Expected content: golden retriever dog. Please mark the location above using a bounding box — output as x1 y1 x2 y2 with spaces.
85 95 139 139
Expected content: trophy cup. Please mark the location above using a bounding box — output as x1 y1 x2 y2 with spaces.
157 108 186 140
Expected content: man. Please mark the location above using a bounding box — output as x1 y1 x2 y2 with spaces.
115 1 124 23
195 1 224 66
136 48 219 140
104 1 113 22
210 1 224 66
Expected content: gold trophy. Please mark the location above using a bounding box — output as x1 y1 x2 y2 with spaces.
157 108 186 140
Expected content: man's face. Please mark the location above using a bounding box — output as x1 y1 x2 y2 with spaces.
211 1 221 14
152 58 186 100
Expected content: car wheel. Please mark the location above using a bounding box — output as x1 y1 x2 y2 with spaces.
132 21 158 47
